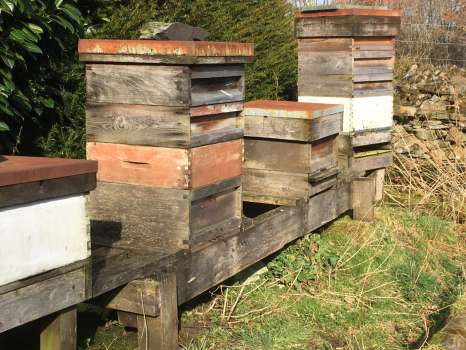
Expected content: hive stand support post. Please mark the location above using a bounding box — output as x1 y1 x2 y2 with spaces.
137 272 179 350
369 168 386 203
40 307 77 350
352 177 376 222
118 311 138 329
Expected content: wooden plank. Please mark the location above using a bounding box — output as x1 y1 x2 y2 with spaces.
137 272 178 350
298 74 353 98
177 205 304 303
191 177 241 202
86 64 190 106
369 168 386 202
191 139 243 189
311 137 337 173
353 82 393 98
87 143 190 189
298 52 352 76
242 168 309 206
190 187 241 234
190 128 243 148
352 38 395 59
244 139 311 174
40 307 77 350
309 174 338 197
351 151 393 173
191 112 239 134
190 65 244 79
118 311 138 329
351 128 392 147
0 173 95 209
352 177 375 222
298 38 353 53
244 115 313 142
336 178 353 215
309 113 343 141
190 102 243 117
106 279 160 317
0 267 87 333
89 182 189 251
306 186 337 232
191 76 244 107
353 58 394 82
86 104 191 148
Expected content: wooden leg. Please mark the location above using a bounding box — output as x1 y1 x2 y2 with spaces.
40 307 77 350
352 177 376 222
369 168 386 203
137 272 178 350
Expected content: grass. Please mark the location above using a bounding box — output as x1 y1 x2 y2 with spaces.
77 204 466 350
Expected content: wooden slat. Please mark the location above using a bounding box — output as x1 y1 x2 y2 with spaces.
0 173 95 209
0 267 87 333
353 38 395 59
190 128 243 148
177 205 304 303
298 74 353 98
310 137 337 173
310 113 343 141
190 102 243 117
306 186 337 232
40 307 77 350
191 112 239 136
244 139 311 174
191 177 241 202
89 182 190 251
353 82 393 97
352 177 375 222
351 128 392 147
191 76 244 107
353 58 394 82
191 139 242 189
87 143 190 189
86 64 190 106
190 65 244 79
351 151 393 173
86 104 191 148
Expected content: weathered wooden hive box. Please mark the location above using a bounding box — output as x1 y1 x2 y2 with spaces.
0 156 97 286
79 39 254 251
295 7 401 145
242 100 343 206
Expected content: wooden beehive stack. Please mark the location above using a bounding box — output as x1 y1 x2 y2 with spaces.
242 100 343 206
79 39 254 252
0 156 97 287
295 6 401 200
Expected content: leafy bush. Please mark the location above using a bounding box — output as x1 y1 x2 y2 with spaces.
0 0 82 153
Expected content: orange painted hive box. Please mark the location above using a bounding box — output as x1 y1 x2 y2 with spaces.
241 100 344 206
81 40 254 252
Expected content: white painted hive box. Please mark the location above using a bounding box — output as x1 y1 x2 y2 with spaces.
0 156 97 286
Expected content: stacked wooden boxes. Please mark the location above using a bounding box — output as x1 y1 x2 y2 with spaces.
242 100 343 208
295 7 401 199
79 39 254 252
0 156 96 287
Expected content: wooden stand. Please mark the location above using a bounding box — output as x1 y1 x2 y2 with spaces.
352 177 376 222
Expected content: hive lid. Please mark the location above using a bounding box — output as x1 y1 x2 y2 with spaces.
78 39 255 65
0 156 98 187
243 100 344 119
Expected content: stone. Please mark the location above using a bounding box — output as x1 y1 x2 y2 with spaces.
395 105 417 118
139 22 210 41
447 127 465 145
416 128 438 141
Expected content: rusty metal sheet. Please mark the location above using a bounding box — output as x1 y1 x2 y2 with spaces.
295 8 401 18
78 40 255 58
0 156 97 187
243 100 343 119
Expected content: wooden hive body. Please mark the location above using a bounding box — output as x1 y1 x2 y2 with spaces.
295 8 400 144
79 39 254 252
242 100 343 206
0 156 97 286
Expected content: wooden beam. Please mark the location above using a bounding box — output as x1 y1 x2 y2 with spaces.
352 177 376 222
40 307 77 350
106 280 160 317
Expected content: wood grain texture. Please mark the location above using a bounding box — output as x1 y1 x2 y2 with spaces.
86 64 190 106
353 58 394 82
351 128 392 147
40 307 77 350
177 205 304 303
353 82 393 97
191 139 242 189
87 142 190 189
0 173 95 209
86 104 191 148
89 182 190 251
352 177 375 222
0 267 87 333
353 38 395 59
190 102 243 117
244 139 311 174
298 74 353 98
106 279 160 317
351 151 393 173
311 137 337 173
306 186 337 233
369 168 385 202
191 76 244 107
190 65 244 79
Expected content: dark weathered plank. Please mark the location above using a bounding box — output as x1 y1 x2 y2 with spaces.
0 268 87 333
353 82 393 97
353 58 394 82
298 74 353 98
0 173 95 209
244 138 311 173
177 205 304 303
89 182 190 251
351 128 392 147
190 128 243 148
309 113 343 141
352 177 375 222
351 151 393 173
306 186 337 232
336 177 353 215
191 76 244 107
118 311 138 329
86 64 190 106
106 279 160 317
40 307 77 350
137 272 178 350
86 104 191 148
368 168 386 202
190 65 244 79
311 137 337 173
190 177 241 202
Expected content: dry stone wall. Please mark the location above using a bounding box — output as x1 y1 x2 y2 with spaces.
393 64 466 161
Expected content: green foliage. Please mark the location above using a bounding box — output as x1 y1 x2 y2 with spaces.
0 0 82 153
159 0 297 101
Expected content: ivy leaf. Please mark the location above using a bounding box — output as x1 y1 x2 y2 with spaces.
27 23 44 34
0 121 10 131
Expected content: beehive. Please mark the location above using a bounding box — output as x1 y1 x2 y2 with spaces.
242 100 343 206
0 156 97 286
79 39 254 251
295 7 401 145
